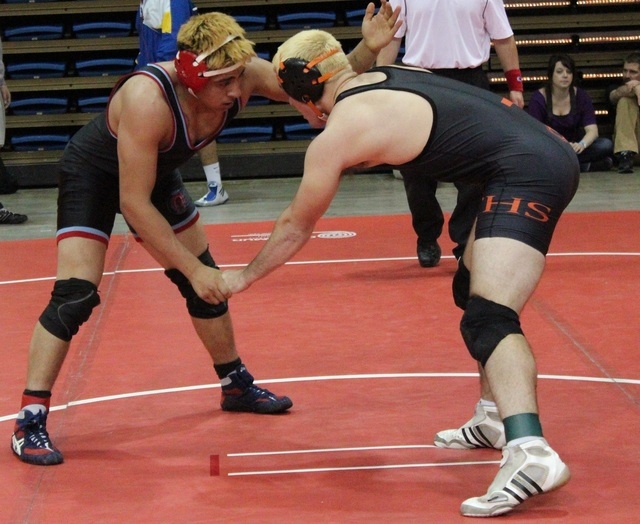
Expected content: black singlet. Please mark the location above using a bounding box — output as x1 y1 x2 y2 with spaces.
336 66 580 254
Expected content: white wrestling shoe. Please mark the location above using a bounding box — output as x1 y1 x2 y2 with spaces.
435 401 506 450
194 183 229 207
460 438 570 517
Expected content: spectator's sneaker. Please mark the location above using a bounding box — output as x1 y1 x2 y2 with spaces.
12 409 64 465
590 157 613 172
616 151 636 174
194 184 229 207
0 204 28 224
435 401 505 450
221 365 292 414
460 438 570 517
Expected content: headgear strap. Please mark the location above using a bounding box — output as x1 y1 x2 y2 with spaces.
277 47 345 105
195 35 242 77
175 34 243 95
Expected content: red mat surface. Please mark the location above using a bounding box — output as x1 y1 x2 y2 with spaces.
1 211 639 523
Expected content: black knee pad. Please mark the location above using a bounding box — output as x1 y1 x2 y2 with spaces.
165 248 229 319
39 278 101 342
452 259 471 310
460 296 523 367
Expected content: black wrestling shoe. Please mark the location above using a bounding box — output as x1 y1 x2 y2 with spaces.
417 240 441 268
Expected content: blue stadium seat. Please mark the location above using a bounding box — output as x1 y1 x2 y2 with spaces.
234 15 267 31
217 126 273 143
77 96 110 113
72 21 132 39
10 97 69 115
5 61 67 79
3 25 64 41
11 134 71 151
75 58 135 77
246 96 270 106
277 12 337 29
345 9 366 26
284 122 321 140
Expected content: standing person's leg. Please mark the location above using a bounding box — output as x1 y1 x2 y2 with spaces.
401 172 443 267
194 141 230 206
12 237 107 465
435 223 503 451
458 237 570 517
0 105 19 194
0 156 19 194
143 219 292 414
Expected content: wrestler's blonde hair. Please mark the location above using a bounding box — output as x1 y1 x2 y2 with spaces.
177 12 256 69
272 29 348 76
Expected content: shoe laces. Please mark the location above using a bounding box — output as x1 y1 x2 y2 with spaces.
20 412 54 446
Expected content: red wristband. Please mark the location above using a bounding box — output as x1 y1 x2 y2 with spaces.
505 69 523 92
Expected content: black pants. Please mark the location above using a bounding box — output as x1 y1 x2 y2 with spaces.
402 177 482 260
401 66 488 259
0 156 19 194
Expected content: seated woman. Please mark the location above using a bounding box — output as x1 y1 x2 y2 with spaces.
528 53 613 172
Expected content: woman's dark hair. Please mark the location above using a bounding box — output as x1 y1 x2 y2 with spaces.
544 53 577 117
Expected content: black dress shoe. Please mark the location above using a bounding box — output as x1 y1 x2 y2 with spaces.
616 151 636 174
417 240 441 268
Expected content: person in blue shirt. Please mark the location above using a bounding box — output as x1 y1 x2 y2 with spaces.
136 0 230 206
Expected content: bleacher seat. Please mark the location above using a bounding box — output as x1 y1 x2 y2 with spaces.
77 96 110 113
284 122 321 140
234 15 268 31
277 12 337 29
72 21 132 39
246 96 270 106
345 9 366 26
11 134 70 151
3 25 64 41
217 126 273 143
74 58 135 77
5 61 67 79
10 97 69 115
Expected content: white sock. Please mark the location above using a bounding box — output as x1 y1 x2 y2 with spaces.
506 435 542 448
203 162 222 187
479 399 497 408
21 403 46 416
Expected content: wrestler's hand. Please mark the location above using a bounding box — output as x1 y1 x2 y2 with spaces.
361 1 402 54
222 269 251 294
191 265 232 303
